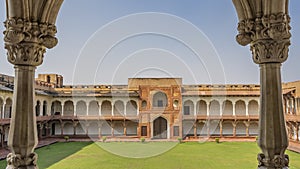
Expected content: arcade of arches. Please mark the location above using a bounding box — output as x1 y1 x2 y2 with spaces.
0 74 299 146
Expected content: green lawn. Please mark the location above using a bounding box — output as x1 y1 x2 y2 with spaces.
1 141 300 169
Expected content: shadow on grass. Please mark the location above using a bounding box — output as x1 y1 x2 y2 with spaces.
0 141 93 169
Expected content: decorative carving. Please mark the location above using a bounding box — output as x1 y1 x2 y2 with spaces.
4 17 58 49
257 153 289 168
236 13 291 64
5 43 46 66
251 40 290 64
6 153 38 168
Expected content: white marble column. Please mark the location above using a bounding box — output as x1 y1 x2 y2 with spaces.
111 103 114 116
73 103 77 116
99 102 102 116
232 102 236 116
2 102 6 119
61 103 64 116
245 102 249 116
4 1 63 168
86 102 89 116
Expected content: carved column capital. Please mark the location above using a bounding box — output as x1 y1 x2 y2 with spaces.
3 17 59 67
4 18 58 48
236 13 291 64
6 153 38 169
5 43 45 66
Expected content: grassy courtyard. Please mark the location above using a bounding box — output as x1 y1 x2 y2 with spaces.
0 141 300 169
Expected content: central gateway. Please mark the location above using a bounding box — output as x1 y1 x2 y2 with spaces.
128 78 182 139
153 117 167 139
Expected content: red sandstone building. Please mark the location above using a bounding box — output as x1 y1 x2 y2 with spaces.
0 73 299 146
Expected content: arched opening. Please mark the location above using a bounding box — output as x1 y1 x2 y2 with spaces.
141 100 147 109
196 122 207 136
210 120 220 136
64 101 74 116
182 120 194 137
209 100 220 116
196 100 207 115
4 98 12 118
235 100 246 116
35 101 41 116
101 121 112 136
249 100 259 115
152 91 168 108
126 121 138 136
51 122 61 135
0 98 3 118
126 100 138 116
46 75 51 83
222 122 233 136
113 121 124 136
89 101 99 116
75 123 85 135
42 101 47 116
101 101 112 116
153 117 167 139
113 100 124 117
63 123 73 135
222 100 233 116
183 100 194 115
236 123 246 136
88 123 99 136
76 101 87 116
249 122 259 136
51 101 62 115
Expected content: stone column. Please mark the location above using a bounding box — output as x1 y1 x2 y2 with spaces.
2 102 6 119
232 102 236 116
61 103 64 116
99 102 102 116
4 1 63 168
73 103 77 116
245 102 249 116
233 1 291 168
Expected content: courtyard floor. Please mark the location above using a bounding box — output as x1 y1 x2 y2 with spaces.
0 139 300 169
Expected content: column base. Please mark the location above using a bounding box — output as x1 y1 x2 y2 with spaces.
257 153 289 169
6 153 38 169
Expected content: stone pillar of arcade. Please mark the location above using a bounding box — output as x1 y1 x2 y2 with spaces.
233 0 291 168
3 1 63 168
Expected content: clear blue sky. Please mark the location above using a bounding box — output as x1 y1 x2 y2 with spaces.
0 1 299 85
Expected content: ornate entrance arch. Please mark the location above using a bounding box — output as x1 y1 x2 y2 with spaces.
153 117 167 139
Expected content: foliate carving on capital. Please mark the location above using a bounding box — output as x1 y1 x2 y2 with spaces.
236 13 291 64
257 153 289 168
6 152 38 168
5 43 46 66
4 18 58 49
251 40 290 64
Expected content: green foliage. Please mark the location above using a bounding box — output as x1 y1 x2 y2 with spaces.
102 136 107 142
64 136 69 142
215 138 220 143
177 137 183 143
140 137 145 143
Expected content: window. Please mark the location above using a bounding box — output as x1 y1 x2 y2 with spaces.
142 100 147 108
184 106 190 115
141 126 147 136
47 75 51 83
157 100 163 107
173 126 179 136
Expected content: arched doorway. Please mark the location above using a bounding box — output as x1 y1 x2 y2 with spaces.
153 117 167 139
